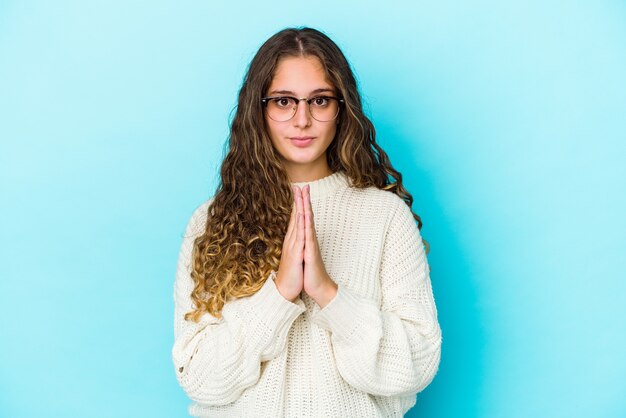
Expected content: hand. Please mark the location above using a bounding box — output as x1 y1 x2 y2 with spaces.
301 185 338 308
274 187 305 303
275 185 338 307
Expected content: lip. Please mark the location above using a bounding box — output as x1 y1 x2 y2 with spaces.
290 136 315 147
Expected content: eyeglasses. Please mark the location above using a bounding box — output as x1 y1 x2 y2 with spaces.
261 95 344 122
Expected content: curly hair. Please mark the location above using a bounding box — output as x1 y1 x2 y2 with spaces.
185 27 430 322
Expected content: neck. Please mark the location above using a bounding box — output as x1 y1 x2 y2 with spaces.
285 162 333 183
290 170 347 200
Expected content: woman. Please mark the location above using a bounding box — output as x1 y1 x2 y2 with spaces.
172 27 442 417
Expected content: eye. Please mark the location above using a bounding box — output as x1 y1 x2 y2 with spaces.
311 96 330 107
272 97 295 108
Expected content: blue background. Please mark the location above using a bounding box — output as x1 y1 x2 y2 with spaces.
1 1 625 417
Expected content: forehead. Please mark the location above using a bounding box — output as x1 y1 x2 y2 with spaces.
268 56 334 93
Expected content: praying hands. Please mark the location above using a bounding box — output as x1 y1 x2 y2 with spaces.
274 185 338 307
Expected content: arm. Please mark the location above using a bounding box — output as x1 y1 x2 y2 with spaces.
310 198 442 397
172 201 306 406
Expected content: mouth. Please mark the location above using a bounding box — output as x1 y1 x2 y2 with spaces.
289 136 315 147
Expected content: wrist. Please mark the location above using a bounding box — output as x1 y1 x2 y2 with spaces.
312 278 338 309
274 272 301 303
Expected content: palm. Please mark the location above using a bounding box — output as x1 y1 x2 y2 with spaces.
276 184 336 306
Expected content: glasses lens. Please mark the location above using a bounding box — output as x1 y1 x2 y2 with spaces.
266 97 297 122
310 97 339 122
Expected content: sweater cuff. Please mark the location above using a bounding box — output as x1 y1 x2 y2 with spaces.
221 270 306 361
310 284 381 343
244 270 306 321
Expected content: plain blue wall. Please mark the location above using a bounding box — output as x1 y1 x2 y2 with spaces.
1 1 625 417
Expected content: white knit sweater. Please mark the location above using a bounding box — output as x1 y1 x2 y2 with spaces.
172 171 442 417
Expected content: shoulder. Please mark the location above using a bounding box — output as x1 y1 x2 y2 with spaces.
341 183 419 235
355 186 421 238
346 183 410 217
182 197 215 238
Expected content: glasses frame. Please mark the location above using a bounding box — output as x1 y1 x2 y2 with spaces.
261 95 344 122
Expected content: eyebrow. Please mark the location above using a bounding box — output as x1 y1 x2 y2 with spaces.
268 88 336 96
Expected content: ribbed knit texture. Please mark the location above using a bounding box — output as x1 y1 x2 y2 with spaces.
172 171 442 417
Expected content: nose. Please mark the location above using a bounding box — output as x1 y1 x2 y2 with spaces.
292 99 312 128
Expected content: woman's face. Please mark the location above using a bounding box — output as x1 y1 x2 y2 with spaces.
264 55 338 182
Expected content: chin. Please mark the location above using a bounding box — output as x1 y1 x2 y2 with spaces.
282 148 317 159
289 151 324 162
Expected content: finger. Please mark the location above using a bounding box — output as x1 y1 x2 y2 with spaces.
285 204 296 243
303 185 311 218
295 186 303 217
295 211 305 249
303 185 314 244
292 186 304 248
285 188 297 241
306 185 318 241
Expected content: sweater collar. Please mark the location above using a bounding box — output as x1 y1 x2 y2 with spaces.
290 171 350 200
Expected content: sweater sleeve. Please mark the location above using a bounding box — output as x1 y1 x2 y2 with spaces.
310 198 442 397
172 201 306 406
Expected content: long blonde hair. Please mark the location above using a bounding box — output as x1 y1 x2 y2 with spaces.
186 27 429 322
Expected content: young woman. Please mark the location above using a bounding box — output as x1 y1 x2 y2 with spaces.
172 27 442 417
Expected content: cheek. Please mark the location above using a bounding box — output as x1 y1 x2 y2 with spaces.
265 118 281 142
324 123 338 142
